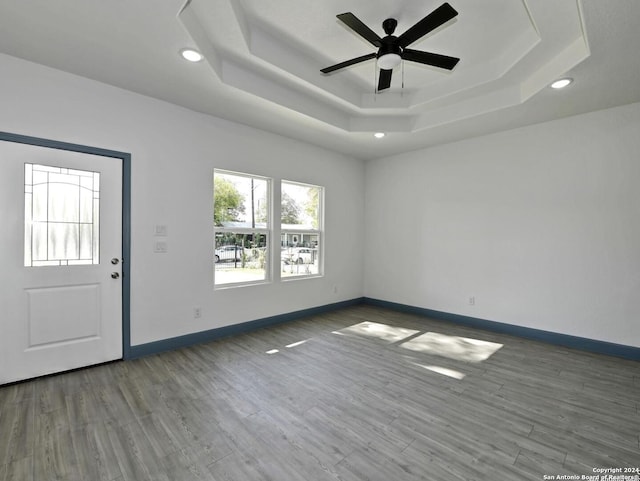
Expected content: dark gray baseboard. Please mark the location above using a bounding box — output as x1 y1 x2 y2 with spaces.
362 297 640 361
127 298 364 359
127 296 640 361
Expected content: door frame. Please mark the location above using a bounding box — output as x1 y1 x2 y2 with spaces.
0 131 132 359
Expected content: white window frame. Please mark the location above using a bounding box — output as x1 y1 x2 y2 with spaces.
280 180 324 280
213 169 272 288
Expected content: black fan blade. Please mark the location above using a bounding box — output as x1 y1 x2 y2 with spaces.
378 69 393 91
337 12 382 47
402 48 460 70
397 2 458 48
321 53 377 74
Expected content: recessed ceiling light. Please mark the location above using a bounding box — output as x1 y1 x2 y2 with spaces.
374 132 386 139
551 78 573 89
180 48 203 62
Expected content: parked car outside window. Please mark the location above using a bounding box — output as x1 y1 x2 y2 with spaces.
215 245 242 263
282 247 316 265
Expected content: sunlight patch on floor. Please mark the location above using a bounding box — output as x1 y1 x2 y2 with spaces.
400 332 503 362
332 321 420 343
266 339 309 354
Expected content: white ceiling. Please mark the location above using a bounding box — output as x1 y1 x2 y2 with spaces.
1 0 639 160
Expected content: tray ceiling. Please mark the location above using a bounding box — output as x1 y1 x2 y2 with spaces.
1 0 639 159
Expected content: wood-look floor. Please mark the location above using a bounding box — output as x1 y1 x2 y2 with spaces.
1 305 639 481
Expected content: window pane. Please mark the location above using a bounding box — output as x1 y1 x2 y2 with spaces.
79 223 93 259
214 172 268 229
32 223 48 261
79 186 93 222
48 173 80 222
281 181 320 229
32 182 48 222
214 232 268 285
280 181 322 279
48 222 79 260
213 170 271 287
281 239 320 278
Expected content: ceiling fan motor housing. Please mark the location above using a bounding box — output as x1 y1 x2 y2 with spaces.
377 36 402 60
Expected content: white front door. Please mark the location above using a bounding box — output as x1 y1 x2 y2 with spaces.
0 139 123 384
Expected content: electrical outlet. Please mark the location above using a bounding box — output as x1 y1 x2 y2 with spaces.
468 296 475 306
193 307 202 319
154 241 168 253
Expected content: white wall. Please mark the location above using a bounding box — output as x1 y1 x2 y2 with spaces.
0 53 365 346
365 102 640 347
4 50 639 350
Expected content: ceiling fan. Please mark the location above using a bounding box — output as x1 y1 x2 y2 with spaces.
320 2 460 91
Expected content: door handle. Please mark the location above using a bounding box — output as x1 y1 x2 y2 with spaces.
111 258 120 265
111 272 120 279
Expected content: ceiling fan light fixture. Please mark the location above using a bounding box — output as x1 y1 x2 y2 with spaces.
377 53 402 70
180 48 203 62
551 78 573 89
321 4 460 91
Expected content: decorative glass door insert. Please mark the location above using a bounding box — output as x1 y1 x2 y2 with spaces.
24 163 100 266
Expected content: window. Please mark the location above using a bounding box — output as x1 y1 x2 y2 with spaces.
24 163 100 267
214 170 270 287
280 181 323 278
